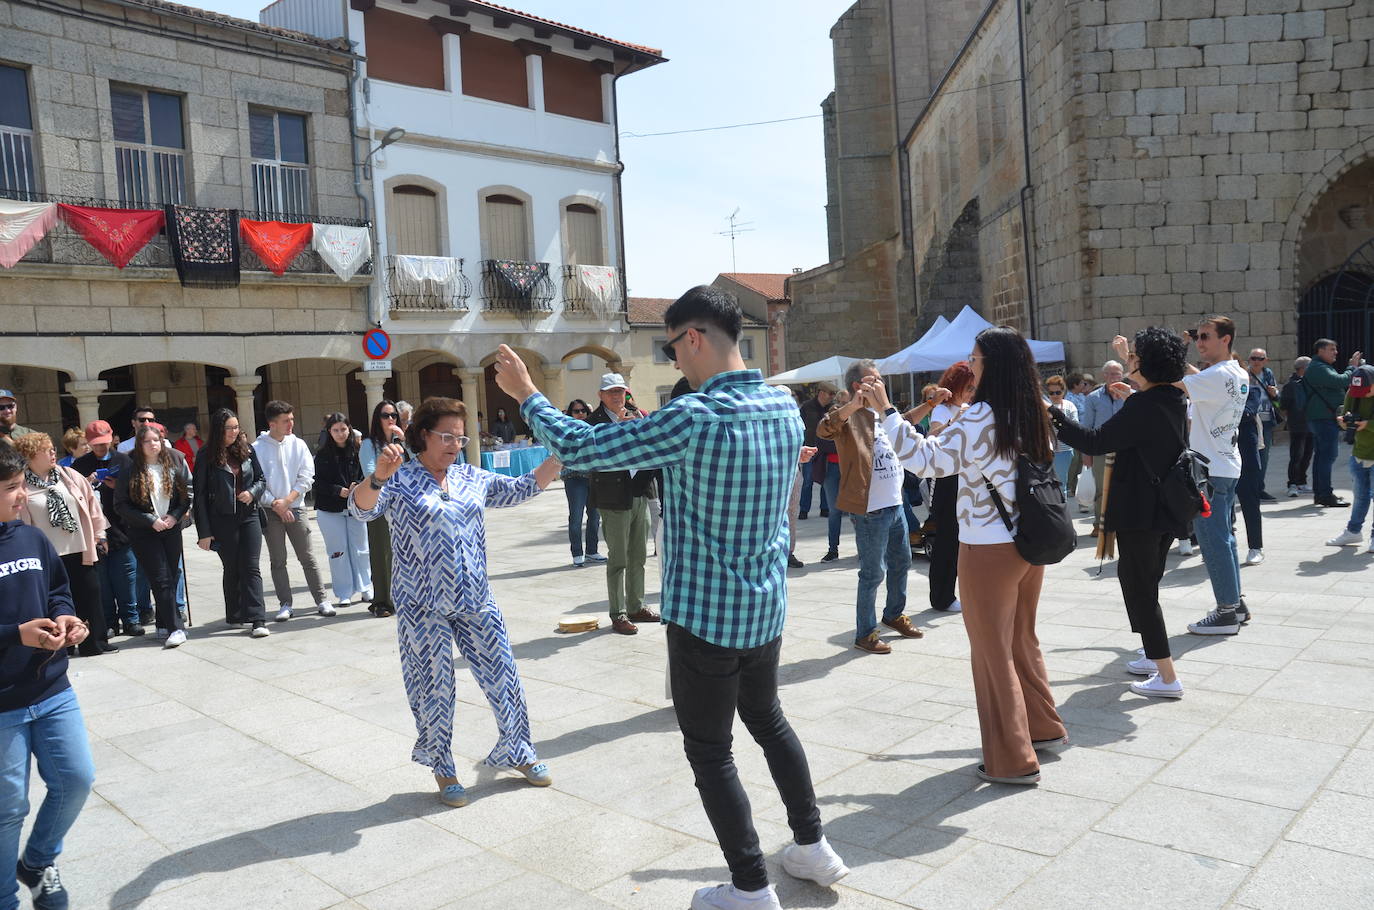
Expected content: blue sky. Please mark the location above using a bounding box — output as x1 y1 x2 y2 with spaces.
210 0 855 297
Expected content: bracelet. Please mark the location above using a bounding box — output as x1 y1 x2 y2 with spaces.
368 473 387 491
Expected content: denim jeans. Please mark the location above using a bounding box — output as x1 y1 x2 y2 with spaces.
1346 456 1374 536
798 466 829 516
0 688 95 910
97 543 138 630
852 505 910 640
562 476 601 558
821 461 842 550
666 624 822 892
1194 475 1241 607
1312 418 1340 500
1052 450 1073 489
315 510 371 601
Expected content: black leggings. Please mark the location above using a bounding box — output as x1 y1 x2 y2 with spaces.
60 553 108 655
128 528 186 633
1116 529 1173 660
928 475 959 609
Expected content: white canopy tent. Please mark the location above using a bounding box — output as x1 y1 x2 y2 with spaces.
878 306 1065 374
875 315 951 375
765 355 863 387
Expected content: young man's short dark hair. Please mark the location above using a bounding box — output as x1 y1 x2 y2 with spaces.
1198 315 1236 349
264 400 294 420
0 444 23 481
664 285 743 343
132 405 155 419
1314 338 1337 355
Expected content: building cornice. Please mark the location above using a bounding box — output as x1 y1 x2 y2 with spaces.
378 131 624 175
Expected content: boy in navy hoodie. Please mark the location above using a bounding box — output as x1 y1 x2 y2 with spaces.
0 445 93 910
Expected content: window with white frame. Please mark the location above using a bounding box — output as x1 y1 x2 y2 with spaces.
652 336 671 364
250 109 310 218
740 337 755 361
110 86 186 206
0 65 37 197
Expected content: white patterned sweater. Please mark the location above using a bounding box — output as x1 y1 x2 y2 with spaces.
882 403 1018 545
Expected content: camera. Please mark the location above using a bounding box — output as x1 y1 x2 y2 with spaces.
1341 413 1360 445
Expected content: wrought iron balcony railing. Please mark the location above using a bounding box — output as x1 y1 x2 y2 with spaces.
560 264 626 316
385 255 471 312
480 259 555 314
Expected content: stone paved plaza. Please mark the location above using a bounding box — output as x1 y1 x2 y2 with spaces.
40 450 1374 909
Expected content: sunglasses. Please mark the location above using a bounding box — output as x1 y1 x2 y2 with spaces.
0 403 15 411
1249 356 1266 361
379 411 398 419
135 416 155 423
661 326 705 362
1047 389 1065 395
570 408 589 415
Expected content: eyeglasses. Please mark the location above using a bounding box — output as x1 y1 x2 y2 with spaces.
425 430 468 448
661 326 705 363
135 416 155 423
1249 356 1266 361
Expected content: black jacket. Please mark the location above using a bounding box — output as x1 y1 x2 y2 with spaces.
1051 385 1189 537
71 450 134 549
115 455 193 533
799 397 828 447
192 447 267 537
312 444 364 514
586 403 659 511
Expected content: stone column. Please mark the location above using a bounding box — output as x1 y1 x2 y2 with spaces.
442 31 463 94
540 365 565 411
66 379 107 430
359 371 392 429
595 61 615 125
460 369 483 466
226 375 262 438
515 40 549 114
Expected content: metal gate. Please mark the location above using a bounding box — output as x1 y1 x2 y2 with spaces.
1299 235 1374 358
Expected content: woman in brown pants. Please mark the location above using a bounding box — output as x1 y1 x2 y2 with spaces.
878 326 1067 784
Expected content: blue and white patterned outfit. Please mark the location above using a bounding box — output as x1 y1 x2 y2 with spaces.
349 460 541 777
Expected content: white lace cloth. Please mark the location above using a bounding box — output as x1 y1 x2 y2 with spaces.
311 224 372 281
390 255 463 299
572 264 622 309
0 200 57 269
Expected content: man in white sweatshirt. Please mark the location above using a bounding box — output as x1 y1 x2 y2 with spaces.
253 400 331 621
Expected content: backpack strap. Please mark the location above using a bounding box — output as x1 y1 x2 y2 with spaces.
981 472 1016 534
1301 376 1341 418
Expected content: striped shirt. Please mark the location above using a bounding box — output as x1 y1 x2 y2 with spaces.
522 369 801 649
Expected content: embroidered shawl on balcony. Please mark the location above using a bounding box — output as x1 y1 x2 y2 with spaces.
489 260 549 300
572 265 622 310
56 204 165 269
390 255 463 302
240 219 312 276
166 205 240 288
0 200 58 269
312 224 372 282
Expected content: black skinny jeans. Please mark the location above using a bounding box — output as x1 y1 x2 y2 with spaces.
1288 431 1313 487
666 623 822 892
59 553 108 655
1115 529 1173 660
928 475 959 610
128 527 186 633
1237 419 1263 550
210 511 266 624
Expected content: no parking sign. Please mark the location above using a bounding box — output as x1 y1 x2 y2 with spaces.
363 328 391 360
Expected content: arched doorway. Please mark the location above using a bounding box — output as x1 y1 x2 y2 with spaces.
418 362 463 401
1298 239 1374 359
1295 156 1374 360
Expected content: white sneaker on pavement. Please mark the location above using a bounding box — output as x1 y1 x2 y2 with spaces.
1287 484 1299 498
1130 673 1183 699
937 599 962 613
275 606 293 622
781 836 849 887
318 601 339 616
1244 548 1264 566
1365 539 1374 555
1177 539 1194 556
250 624 271 638
1126 655 1158 676
164 630 187 648
691 883 781 910
1327 529 1363 547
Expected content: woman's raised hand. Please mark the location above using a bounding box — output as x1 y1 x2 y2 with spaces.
375 443 406 480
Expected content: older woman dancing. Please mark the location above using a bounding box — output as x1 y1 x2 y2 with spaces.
349 397 560 808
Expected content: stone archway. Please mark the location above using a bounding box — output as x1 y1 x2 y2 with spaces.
1293 154 1374 361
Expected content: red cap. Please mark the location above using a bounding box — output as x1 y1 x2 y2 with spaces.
1350 365 1374 399
84 420 114 444
149 422 167 436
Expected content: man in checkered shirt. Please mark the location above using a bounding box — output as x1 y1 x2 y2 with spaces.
496 286 848 909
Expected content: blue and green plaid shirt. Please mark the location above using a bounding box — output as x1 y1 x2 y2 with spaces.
521 369 801 649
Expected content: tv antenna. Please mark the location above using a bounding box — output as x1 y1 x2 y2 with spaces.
717 208 754 272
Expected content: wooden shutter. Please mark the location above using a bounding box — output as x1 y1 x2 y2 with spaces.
563 203 602 265
391 185 440 256
485 195 528 261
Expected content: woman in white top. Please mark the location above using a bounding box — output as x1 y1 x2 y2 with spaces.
13 432 113 655
879 326 1068 786
925 362 976 613
1044 375 1079 489
115 425 192 648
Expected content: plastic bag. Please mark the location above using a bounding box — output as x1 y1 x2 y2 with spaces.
1075 462 1096 509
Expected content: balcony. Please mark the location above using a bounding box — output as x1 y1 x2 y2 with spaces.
0 126 37 197
251 162 311 221
480 259 555 314
560 264 626 317
385 254 471 312
113 143 185 207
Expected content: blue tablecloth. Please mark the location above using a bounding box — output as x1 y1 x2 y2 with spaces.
480 446 548 477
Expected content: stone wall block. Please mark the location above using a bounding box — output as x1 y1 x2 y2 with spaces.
1136 87 1186 113
1190 18 1226 44
1284 10 1327 39
1225 14 1285 42
1100 22 1148 49
1205 43 1251 66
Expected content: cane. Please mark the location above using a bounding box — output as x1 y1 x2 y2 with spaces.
178 534 193 628
1095 453 1116 561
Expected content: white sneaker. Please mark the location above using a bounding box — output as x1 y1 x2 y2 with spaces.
937 599 962 613
1327 529 1363 547
360 588 374 602
164 630 187 648
1365 539 1374 555
275 606 293 622
691 883 781 910
573 555 585 567
1244 548 1264 566
1130 673 1183 699
318 601 341 616
1287 484 1300 498
1177 539 1194 556
1298 484 1312 494
250 624 271 638
781 836 849 887
1126 655 1158 676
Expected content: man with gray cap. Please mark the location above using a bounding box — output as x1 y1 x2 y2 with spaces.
587 372 660 634
0 390 34 445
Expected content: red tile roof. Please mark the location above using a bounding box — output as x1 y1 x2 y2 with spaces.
128 0 351 50
717 273 791 301
628 297 764 327
461 1 663 58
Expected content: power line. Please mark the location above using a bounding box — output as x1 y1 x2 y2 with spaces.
619 76 1023 140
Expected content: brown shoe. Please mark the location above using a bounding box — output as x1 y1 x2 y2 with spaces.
882 614 925 638
611 617 638 635
626 608 660 623
854 631 891 654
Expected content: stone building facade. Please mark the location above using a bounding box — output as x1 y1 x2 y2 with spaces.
790 0 1374 377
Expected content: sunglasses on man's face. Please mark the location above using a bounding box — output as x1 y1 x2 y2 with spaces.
570 408 589 415
661 326 709 363
1249 356 1266 362
135 416 155 423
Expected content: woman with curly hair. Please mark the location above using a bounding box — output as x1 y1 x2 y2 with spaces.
193 408 271 637
116 424 192 647
926 360 976 613
1050 326 1190 699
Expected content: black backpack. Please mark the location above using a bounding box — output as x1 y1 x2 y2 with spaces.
982 455 1076 566
1140 442 1213 526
